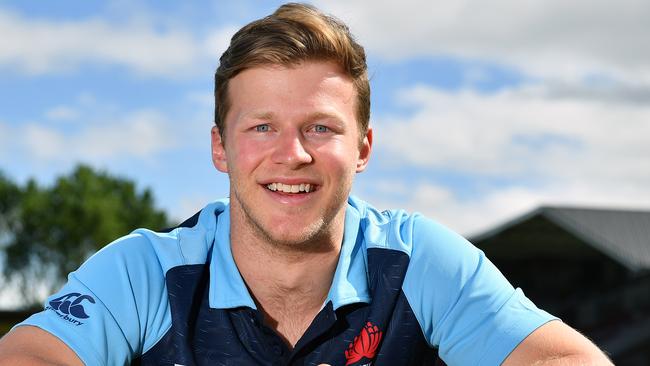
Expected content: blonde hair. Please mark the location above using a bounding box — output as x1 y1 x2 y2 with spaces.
214 3 370 138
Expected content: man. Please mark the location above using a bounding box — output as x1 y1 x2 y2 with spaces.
0 3 612 365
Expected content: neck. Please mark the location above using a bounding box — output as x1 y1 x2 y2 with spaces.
229 206 344 346
233 238 340 297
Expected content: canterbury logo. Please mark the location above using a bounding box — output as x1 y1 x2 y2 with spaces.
46 293 95 326
345 321 383 365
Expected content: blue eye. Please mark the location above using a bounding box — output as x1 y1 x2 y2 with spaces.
255 124 270 132
314 125 329 133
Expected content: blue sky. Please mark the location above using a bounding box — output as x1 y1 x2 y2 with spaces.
1 0 649 242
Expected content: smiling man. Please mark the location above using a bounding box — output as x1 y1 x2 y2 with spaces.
0 3 612 366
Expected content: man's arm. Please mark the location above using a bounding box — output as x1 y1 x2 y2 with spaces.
502 320 613 365
0 326 83 366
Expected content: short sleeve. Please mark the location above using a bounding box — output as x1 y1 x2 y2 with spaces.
401 216 557 365
15 233 171 365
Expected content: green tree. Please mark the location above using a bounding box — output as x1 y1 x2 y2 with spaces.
0 171 21 238
0 165 171 306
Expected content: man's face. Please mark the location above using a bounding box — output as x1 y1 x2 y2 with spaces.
211 61 372 247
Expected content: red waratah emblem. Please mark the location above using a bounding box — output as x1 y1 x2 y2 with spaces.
344 321 383 365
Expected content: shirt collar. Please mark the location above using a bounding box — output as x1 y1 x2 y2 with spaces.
209 204 257 309
208 198 371 310
326 199 371 309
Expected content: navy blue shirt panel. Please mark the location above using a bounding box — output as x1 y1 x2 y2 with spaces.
134 247 442 366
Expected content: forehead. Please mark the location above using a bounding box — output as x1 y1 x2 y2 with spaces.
226 61 357 121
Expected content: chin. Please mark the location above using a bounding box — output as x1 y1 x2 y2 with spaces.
263 219 330 249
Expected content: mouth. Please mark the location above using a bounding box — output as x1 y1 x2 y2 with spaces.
264 182 318 194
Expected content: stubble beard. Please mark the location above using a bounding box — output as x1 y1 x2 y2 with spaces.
230 177 351 254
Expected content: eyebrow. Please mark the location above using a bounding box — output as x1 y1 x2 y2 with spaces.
247 111 275 120
244 110 345 124
306 111 344 123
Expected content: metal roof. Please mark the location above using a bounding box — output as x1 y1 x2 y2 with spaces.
471 206 650 272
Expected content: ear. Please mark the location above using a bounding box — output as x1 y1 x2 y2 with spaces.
356 127 373 173
211 126 229 173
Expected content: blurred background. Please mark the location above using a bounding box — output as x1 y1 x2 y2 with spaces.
1 0 649 363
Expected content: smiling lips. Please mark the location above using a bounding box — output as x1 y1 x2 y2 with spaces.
266 183 314 193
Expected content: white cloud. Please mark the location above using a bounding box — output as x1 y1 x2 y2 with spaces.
45 105 79 121
377 84 650 180
82 110 179 158
367 81 650 234
175 195 216 223
22 123 68 160
0 9 232 77
317 0 650 83
4 109 181 166
203 25 240 62
365 178 650 237
186 91 215 109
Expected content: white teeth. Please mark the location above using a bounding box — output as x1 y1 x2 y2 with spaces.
265 182 314 193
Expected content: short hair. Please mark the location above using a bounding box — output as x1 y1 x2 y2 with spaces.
214 2 370 140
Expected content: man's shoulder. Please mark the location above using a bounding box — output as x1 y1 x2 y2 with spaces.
11 200 229 366
350 196 468 258
79 198 227 279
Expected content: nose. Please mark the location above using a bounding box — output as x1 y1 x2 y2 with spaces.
271 130 313 168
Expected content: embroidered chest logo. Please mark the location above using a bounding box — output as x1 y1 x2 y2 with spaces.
46 292 95 326
345 321 384 365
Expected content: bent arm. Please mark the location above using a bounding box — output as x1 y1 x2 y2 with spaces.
0 326 83 366
502 320 613 366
